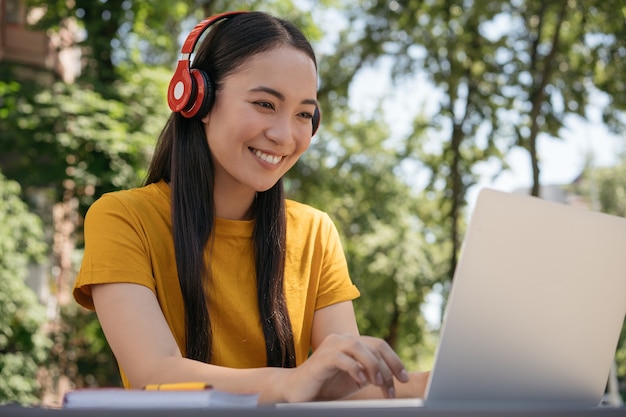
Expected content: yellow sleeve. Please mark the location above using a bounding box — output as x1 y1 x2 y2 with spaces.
315 212 360 310
73 193 156 310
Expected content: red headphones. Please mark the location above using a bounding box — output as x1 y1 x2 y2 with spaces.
167 11 321 135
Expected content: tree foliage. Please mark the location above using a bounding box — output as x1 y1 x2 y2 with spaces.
0 63 170 215
569 157 626 394
320 0 626 284
28 0 193 85
0 55 171 397
47 303 121 392
0 172 50 405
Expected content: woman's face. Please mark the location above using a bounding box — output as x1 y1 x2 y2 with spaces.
203 46 318 194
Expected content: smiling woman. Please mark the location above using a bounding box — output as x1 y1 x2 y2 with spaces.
202 46 317 206
71 10 428 404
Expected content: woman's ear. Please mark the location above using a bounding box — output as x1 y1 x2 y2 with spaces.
201 113 210 124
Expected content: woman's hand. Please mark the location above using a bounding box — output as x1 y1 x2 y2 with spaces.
279 333 410 403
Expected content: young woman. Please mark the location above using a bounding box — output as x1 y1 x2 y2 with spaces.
73 10 428 404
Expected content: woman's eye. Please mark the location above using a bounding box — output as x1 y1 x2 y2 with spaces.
298 112 313 119
255 101 274 110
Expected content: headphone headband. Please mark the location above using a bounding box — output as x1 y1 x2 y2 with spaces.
180 11 247 56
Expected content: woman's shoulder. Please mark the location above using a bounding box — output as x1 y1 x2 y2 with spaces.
285 199 336 230
87 181 169 217
285 199 326 217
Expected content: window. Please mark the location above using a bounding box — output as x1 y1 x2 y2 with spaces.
4 0 22 24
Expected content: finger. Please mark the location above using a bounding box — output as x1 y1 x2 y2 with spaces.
350 355 397 398
363 336 409 383
320 334 407 397
327 350 370 388
347 337 410 398
337 337 397 390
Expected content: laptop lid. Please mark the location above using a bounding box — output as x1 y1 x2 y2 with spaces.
424 188 626 409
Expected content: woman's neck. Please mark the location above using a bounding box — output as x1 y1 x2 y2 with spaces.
213 184 256 220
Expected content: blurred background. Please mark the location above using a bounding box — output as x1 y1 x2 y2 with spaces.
1 0 625 408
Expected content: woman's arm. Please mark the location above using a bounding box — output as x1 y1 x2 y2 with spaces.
92 283 292 399
91 283 411 404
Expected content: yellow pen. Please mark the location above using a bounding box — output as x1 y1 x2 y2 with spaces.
144 382 212 391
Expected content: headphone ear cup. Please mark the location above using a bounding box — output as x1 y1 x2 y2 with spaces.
312 106 321 136
169 12 246 117
194 69 215 119
167 59 195 112
180 69 214 119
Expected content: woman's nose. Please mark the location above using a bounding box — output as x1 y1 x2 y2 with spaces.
265 114 293 145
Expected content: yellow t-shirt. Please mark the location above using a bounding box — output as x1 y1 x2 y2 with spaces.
73 181 360 385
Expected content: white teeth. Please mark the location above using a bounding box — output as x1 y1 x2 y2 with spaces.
253 149 282 165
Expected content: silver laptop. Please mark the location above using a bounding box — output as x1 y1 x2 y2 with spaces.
425 187 626 409
279 188 626 409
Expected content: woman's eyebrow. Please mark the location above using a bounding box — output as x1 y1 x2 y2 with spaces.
249 86 318 107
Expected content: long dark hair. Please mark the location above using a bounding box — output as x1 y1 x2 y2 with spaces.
144 12 317 368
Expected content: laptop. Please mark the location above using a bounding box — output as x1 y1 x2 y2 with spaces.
425 187 626 409
279 188 626 409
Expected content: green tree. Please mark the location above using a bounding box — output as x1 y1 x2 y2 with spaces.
0 61 172 396
27 0 324 87
0 172 50 405
319 0 626 285
317 1 512 287
0 58 170 315
488 1 626 197
0 65 169 211
28 0 193 86
571 157 626 396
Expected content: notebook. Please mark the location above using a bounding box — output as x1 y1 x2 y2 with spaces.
279 187 626 409
63 386 259 409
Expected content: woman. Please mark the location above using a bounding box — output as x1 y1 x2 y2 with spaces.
73 10 428 404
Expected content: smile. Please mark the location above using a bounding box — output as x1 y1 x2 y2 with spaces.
251 148 283 165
